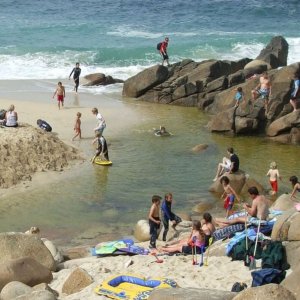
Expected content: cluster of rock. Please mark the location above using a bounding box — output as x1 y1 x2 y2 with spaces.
0 124 82 188
122 36 300 144
81 73 124 86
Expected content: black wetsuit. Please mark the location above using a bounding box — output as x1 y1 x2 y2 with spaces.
95 136 109 160
69 67 81 92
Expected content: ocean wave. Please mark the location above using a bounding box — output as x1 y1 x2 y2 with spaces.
0 38 299 83
107 25 198 39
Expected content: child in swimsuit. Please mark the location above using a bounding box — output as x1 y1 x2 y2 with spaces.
220 176 240 218
72 112 82 141
148 195 161 249
53 81 65 110
234 87 244 108
266 161 282 195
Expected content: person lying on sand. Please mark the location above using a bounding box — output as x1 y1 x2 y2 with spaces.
160 220 205 254
215 186 269 228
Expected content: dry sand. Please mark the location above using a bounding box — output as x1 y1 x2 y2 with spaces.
50 250 252 299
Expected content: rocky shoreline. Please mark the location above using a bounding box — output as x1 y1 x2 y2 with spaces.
122 36 300 145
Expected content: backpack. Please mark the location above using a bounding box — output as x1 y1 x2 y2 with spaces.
156 42 162 51
231 282 247 292
261 241 290 271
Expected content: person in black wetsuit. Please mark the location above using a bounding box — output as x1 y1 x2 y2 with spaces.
69 62 81 93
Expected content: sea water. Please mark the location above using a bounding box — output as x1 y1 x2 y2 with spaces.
0 0 300 246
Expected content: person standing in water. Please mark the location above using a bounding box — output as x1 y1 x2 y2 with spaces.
69 62 81 93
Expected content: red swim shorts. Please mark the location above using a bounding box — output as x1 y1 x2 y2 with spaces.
57 95 64 102
270 180 278 192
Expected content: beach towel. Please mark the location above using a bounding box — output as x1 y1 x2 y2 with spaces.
213 223 245 241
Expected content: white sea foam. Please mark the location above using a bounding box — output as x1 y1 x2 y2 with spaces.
0 38 299 96
107 25 198 39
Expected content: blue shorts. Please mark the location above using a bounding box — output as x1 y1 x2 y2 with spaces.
257 88 269 99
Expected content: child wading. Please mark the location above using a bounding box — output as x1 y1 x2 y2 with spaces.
266 161 282 195
148 195 161 249
220 176 240 218
161 193 182 241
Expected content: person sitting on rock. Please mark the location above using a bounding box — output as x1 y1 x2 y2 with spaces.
289 72 300 112
216 186 269 228
154 126 171 136
213 147 239 181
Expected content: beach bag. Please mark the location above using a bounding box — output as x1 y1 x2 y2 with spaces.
231 282 247 292
156 42 162 51
261 241 290 271
251 268 286 287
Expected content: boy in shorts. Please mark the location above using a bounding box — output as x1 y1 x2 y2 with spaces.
53 81 65 110
220 176 240 218
148 195 161 249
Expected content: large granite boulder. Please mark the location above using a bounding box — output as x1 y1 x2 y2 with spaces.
0 281 32 299
232 283 295 300
267 110 300 137
256 36 289 69
62 267 93 295
0 233 56 271
0 257 53 290
208 108 235 133
281 263 300 298
123 65 169 98
244 59 271 70
271 209 300 241
14 290 57 300
149 287 236 300
240 176 265 195
82 73 124 86
271 194 295 211
285 241 300 271
41 238 64 265
134 220 151 242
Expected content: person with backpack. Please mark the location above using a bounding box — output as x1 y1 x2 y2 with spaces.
157 37 170 67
